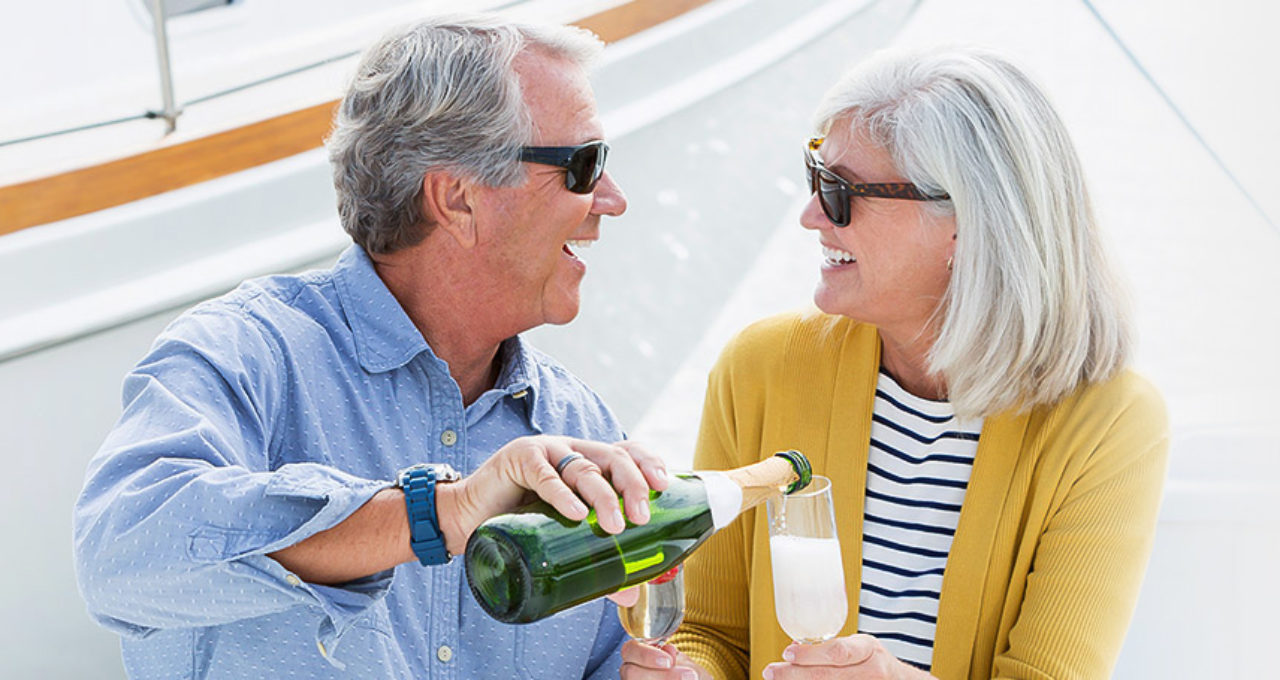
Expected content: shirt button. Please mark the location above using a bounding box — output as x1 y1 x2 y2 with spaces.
440 429 458 446
437 645 453 662
285 574 302 587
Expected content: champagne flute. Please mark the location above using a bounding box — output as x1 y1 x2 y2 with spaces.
617 565 685 645
767 475 847 643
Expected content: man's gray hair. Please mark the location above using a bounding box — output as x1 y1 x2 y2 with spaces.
815 46 1132 417
327 15 603 254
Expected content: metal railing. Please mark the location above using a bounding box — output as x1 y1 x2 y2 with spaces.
0 0 355 148
148 0 181 134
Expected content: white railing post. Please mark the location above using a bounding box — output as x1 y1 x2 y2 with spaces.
149 0 180 134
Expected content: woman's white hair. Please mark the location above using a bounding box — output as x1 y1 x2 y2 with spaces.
327 14 603 254
815 46 1132 417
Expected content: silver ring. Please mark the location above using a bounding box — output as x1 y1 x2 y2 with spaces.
555 452 585 474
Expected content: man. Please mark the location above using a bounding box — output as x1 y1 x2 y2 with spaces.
74 15 663 679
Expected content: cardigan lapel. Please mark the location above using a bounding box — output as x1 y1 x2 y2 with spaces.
821 321 880 638
930 409 1030 679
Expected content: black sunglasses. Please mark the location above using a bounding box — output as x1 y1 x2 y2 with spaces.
805 136 949 227
519 140 609 194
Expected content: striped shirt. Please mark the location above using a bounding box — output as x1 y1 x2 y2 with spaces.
857 369 982 670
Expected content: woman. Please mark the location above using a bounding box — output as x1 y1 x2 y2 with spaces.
621 47 1168 680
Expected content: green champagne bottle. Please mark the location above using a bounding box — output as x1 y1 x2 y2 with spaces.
464 450 812 624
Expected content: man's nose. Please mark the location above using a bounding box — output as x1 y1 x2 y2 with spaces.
590 171 627 217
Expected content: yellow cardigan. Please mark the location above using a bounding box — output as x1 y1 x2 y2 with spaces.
672 310 1168 680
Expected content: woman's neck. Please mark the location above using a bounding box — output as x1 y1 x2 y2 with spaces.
878 331 947 402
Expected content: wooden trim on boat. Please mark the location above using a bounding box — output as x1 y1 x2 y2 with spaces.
0 0 714 236
0 102 339 236
574 0 715 44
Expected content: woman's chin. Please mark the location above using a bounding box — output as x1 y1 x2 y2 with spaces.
812 285 848 317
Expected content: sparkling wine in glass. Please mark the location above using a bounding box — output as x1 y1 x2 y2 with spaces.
617 566 685 645
767 475 847 643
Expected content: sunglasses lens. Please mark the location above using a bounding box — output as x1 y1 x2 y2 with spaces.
565 143 605 194
805 161 849 227
805 145 849 226
819 175 850 227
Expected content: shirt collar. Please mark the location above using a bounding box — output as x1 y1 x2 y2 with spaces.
474 336 552 432
494 336 537 397
333 245 550 430
332 245 430 373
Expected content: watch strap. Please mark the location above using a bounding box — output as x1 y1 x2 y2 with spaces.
399 465 450 566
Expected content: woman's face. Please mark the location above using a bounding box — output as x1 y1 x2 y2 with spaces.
800 118 956 339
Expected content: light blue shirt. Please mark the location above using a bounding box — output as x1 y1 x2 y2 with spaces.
73 245 628 679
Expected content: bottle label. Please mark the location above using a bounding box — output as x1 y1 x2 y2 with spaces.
694 471 743 530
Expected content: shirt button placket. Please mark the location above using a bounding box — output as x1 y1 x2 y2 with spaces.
432 402 462 679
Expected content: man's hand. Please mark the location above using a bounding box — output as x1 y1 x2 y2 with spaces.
268 437 667 586
621 640 712 680
437 436 669 556
762 635 938 680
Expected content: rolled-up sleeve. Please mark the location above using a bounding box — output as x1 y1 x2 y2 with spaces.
72 306 390 656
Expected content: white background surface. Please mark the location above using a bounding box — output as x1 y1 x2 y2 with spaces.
632 2 1280 677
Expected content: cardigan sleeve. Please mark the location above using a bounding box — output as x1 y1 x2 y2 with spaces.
671 316 794 680
991 373 1169 679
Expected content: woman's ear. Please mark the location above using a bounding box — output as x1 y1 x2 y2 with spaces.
420 170 476 249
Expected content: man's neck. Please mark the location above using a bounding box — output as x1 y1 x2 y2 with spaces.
371 248 509 406
420 320 505 407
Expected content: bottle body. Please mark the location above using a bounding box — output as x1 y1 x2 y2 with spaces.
466 474 715 624
464 450 811 624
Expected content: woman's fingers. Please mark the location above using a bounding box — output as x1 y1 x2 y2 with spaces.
607 586 640 607
784 634 877 667
621 639 675 667
763 635 905 680
620 640 700 679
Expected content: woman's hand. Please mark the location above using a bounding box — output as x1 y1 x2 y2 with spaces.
621 640 713 680
438 436 669 556
762 635 938 680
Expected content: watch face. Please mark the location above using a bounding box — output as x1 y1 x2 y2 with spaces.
397 464 425 486
397 463 460 486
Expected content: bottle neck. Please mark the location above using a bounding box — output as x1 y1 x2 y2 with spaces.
696 456 802 530
724 456 801 513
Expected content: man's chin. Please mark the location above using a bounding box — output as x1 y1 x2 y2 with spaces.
542 298 581 327
544 309 580 327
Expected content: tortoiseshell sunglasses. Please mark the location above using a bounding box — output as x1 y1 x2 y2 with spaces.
805 136 950 226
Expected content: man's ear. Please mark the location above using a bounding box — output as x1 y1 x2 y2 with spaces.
420 170 476 249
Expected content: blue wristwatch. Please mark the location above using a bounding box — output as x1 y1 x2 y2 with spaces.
395 463 462 566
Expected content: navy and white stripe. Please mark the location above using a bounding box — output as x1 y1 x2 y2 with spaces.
857 369 982 670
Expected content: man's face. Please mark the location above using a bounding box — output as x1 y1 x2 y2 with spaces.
469 49 627 333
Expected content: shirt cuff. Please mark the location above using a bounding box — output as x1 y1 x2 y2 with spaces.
237 553 394 669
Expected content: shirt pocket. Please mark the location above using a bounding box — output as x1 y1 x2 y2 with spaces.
514 601 604 679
